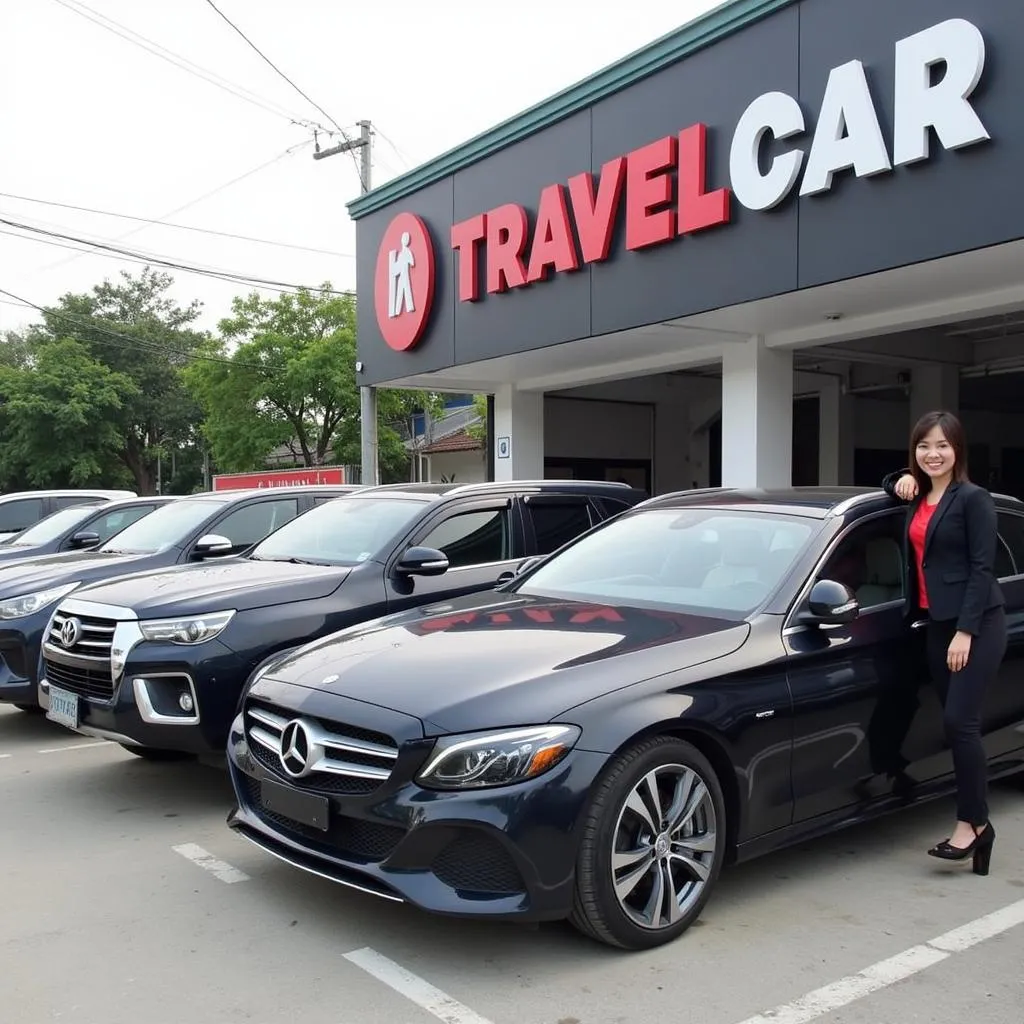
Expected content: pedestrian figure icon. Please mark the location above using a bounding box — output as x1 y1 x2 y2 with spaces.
388 231 416 318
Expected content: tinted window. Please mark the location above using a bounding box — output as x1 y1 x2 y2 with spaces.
529 501 594 555
89 505 157 544
0 498 44 533
6 505 95 546
213 499 299 553
818 513 905 610
518 508 816 616
420 508 511 568
252 497 427 565
51 495 105 511
101 499 228 553
997 512 1024 577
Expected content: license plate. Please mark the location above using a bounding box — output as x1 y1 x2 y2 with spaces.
261 779 329 831
46 685 79 729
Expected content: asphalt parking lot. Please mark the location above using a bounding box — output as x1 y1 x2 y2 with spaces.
1 704 1022 1024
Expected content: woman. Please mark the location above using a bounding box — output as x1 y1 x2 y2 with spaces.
883 410 1006 876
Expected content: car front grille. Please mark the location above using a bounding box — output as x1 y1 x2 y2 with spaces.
43 610 117 700
244 700 399 796
43 656 114 700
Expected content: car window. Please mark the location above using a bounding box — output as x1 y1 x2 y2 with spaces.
213 499 300 553
252 496 428 565
0 498 44 533
89 505 157 543
528 501 595 555
517 508 816 617
818 513 905 610
101 499 228 553
51 495 105 511
419 507 512 568
997 512 1024 577
5 505 95 546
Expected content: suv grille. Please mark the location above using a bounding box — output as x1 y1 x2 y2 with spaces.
43 611 117 700
244 700 399 795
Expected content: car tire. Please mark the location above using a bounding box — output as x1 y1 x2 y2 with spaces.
119 744 193 761
570 735 726 950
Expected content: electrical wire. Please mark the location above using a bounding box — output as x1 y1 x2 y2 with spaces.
203 0 368 190
50 0 324 132
0 285 284 372
0 218 353 297
0 191 354 259
31 142 311 275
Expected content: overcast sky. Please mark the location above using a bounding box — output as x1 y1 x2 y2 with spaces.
1 0 719 336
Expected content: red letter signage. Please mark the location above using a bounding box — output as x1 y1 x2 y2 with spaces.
486 203 529 293
625 136 677 250
450 214 487 301
567 156 626 263
677 123 731 234
526 184 580 282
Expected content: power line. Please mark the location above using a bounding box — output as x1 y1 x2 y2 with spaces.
0 191 354 259
0 285 284 372
0 217 353 297
202 0 367 189
31 142 311 274
50 0 324 132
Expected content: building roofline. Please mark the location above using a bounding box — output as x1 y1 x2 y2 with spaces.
347 0 797 219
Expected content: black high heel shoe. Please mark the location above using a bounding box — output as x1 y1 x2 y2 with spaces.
927 822 995 876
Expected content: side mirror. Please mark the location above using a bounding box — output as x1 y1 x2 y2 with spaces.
395 545 449 577
193 533 234 558
497 555 543 586
68 531 101 550
801 578 859 626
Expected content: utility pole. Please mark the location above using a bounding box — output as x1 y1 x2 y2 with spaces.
314 119 378 485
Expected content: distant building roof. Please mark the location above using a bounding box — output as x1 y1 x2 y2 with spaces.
421 430 484 454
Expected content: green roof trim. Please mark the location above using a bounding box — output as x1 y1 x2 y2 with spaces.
347 0 799 220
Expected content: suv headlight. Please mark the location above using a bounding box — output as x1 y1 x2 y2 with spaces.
0 582 81 620
416 724 581 790
139 610 235 645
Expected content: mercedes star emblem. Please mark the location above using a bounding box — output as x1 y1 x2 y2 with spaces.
279 720 313 778
60 617 83 649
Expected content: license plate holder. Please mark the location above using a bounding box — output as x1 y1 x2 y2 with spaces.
47 685 79 729
261 778 329 832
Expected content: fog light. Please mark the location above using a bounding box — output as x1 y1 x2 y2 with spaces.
179 693 195 713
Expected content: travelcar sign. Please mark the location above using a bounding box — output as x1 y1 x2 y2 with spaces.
443 18 990 303
212 467 346 491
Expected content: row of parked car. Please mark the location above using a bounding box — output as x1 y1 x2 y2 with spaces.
4 479 1024 950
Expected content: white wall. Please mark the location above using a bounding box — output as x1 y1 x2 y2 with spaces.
427 448 487 484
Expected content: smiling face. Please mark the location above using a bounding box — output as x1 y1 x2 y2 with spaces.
915 424 956 483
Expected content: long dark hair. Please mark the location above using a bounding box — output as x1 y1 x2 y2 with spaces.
909 410 969 494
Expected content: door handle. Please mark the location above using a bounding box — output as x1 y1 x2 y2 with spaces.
911 619 928 630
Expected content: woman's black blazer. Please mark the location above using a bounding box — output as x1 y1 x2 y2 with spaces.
881 470 1004 635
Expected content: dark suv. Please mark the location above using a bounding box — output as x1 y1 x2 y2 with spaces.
1 485 354 712
38 480 645 759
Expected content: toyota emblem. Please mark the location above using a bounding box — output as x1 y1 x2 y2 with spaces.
279 720 313 778
60 617 83 649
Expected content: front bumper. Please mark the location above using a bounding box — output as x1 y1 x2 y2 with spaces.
40 639 247 755
0 617 50 707
226 690 608 922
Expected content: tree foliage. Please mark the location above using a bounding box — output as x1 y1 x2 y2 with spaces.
185 285 441 480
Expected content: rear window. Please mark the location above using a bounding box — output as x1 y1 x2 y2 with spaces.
529 502 595 555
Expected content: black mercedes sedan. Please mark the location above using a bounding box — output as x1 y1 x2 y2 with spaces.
37 480 643 758
225 487 1024 950
2 485 353 713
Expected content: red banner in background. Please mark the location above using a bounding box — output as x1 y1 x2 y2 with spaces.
212 467 346 490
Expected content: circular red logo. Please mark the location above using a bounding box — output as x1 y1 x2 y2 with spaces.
374 212 435 352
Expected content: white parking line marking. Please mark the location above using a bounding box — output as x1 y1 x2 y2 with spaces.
172 843 250 884
735 897 1024 1024
37 741 109 754
344 946 496 1024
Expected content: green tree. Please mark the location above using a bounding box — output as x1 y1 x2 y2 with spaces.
0 337 137 487
33 268 208 493
185 285 440 481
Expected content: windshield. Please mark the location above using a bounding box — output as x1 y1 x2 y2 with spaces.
7 505 95 546
251 496 427 565
100 499 221 554
517 507 818 617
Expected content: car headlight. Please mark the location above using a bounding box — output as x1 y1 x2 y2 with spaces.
0 582 81 620
139 610 235 645
416 724 581 790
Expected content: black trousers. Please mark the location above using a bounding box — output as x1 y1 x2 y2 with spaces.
925 606 1007 825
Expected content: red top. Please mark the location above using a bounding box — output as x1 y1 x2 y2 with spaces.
909 500 938 609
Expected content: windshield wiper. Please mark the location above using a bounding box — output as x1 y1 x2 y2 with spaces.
259 556 320 565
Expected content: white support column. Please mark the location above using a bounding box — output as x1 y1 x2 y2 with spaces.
909 363 960 427
721 336 793 488
492 385 544 481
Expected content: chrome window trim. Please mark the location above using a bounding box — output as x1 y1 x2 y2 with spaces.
782 508 908 635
